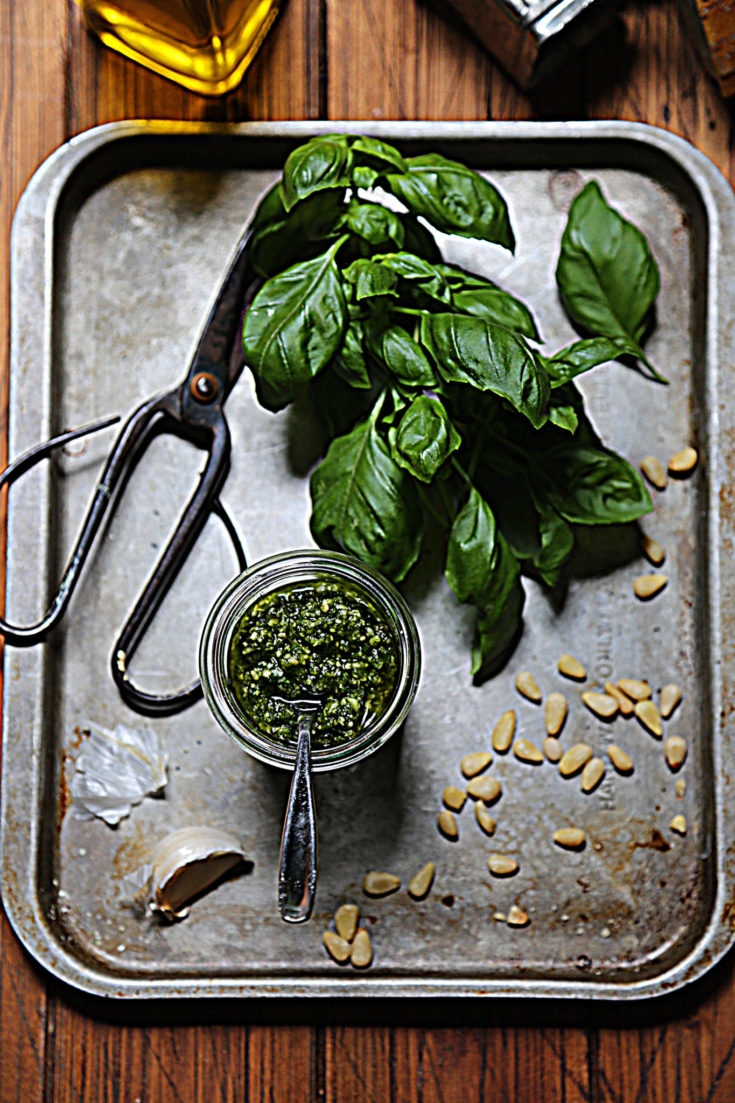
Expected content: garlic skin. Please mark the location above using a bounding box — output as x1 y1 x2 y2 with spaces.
71 723 167 826
150 827 248 920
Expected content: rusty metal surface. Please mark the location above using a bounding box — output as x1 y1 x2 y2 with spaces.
1 120 734 999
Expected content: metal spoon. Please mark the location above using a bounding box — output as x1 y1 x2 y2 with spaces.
274 693 322 923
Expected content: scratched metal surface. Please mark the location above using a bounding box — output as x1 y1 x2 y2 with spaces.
1 122 734 999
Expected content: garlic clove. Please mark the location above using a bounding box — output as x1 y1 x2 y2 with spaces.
150 827 248 920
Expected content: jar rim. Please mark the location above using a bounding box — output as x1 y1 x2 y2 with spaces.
199 549 421 772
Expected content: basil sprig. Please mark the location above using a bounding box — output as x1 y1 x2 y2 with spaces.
555 181 666 382
242 137 658 679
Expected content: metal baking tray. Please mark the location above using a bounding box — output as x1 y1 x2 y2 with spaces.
2 120 734 1000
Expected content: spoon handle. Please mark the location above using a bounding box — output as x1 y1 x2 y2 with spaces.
278 711 318 923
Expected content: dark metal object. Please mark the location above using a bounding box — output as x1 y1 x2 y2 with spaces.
443 0 617 89
0 230 255 715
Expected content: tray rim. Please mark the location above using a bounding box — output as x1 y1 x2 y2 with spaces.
1 117 733 1000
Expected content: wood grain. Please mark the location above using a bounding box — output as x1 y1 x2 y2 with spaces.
4 1 735 1101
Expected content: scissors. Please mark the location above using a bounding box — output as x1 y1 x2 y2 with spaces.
0 231 258 716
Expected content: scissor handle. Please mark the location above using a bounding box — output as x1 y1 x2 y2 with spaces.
0 410 158 645
110 416 246 716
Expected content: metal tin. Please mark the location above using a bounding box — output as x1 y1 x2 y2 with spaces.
1 120 734 1000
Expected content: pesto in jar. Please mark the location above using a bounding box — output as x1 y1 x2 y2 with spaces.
228 581 398 747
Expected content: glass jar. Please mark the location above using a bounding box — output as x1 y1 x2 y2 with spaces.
76 0 281 96
199 550 421 771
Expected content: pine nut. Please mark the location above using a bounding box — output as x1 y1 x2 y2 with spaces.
605 682 635 716
545 692 568 735
668 446 698 475
437 811 458 839
553 827 586 849
475 802 496 835
335 903 359 942
581 756 605 792
323 931 351 963
408 862 435 900
350 928 373 967
513 739 544 764
635 699 663 737
634 573 668 599
608 744 633 774
363 871 401 896
492 710 516 753
543 736 562 763
670 814 687 835
675 778 686 798
515 671 542 702
558 653 586 680
618 679 652 701
488 854 519 876
660 684 682 719
443 785 466 812
466 776 502 802
640 455 667 489
507 905 529 927
665 735 687 770
460 751 492 778
559 743 593 777
582 691 618 719
642 534 666 566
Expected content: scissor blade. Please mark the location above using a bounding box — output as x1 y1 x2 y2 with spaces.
185 230 257 399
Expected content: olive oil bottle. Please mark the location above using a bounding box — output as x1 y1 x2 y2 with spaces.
77 0 280 95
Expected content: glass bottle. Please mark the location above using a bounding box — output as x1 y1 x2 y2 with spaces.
76 0 281 96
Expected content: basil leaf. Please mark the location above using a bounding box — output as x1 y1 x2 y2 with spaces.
530 443 653 525
445 487 506 603
249 189 345 279
352 165 379 190
555 181 665 381
365 251 452 308
420 313 549 428
403 217 442 263
365 323 436 386
445 488 524 677
343 258 399 301
310 400 423 581
548 381 598 447
474 459 574 587
532 504 575 586
385 154 514 251
333 322 372 389
545 336 622 388
432 266 540 340
371 251 448 284
248 181 287 238
349 135 407 173
282 135 353 211
243 239 347 410
548 402 578 434
309 367 381 441
472 583 525 680
389 395 461 482
344 203 405 247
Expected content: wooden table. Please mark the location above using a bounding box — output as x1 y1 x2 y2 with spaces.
2 2 735 1099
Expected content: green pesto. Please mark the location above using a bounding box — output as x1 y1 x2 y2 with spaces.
228 580 398 747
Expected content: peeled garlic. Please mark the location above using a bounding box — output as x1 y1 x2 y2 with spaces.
150 827 247 920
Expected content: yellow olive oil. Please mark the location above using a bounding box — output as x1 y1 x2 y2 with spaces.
77 0 280 95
